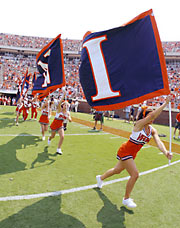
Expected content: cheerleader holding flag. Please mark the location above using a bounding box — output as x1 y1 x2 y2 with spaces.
39 95 51 141
31 34 66 141
79 9 173 208
96 95 173 208
31 95 39 120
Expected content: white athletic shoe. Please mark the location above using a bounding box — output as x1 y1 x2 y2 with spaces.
96 175 103 189
48 138 51 145
173 135 175 139
16 122 19 126
122 198 137 208
42 136 45 141
56 148 62 155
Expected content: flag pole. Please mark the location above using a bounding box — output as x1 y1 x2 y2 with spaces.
168 101 172 165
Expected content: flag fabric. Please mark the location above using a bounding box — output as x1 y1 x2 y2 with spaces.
22 72 31 96
16 78 22 102
32 72 37 85
16 87 21 103
32 34 65 100
16 69 30 102
79 9 170 111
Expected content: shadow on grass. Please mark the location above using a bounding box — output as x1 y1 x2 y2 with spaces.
0 195 86 228
0 117 18 129
173 137 180 141
94 188 134 228
1 111 15 116
31 146 57 169
0 134 41 175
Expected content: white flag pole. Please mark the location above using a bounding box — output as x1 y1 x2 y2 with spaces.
168 101 172 165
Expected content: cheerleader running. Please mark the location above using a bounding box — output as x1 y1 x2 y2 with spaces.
96 95 173 208
31 95 39 120
39 97 50 141
48 92 72 155
15 97 23 126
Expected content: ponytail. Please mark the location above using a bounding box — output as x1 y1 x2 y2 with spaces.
137 107 153 120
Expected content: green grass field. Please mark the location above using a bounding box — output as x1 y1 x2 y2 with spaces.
0 105 180 228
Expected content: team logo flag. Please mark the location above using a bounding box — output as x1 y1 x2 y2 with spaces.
79 9 170 111
32 34 65 100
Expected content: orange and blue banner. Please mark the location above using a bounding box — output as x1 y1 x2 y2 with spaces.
32 34 65 100
79 9 170 111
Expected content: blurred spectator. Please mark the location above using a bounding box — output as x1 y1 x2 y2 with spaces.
106 110 115 120
92 111 104 131
123 106 131 122
173 110 180 139
74 99 79 112
128 106 135 124
12 97 16 106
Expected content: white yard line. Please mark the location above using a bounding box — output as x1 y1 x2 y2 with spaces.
110 136 121 139
0 133 109 137
0 159 180 202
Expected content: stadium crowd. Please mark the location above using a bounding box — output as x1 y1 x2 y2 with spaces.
0 53 84 100
0 33 180 108
1 33 180 53
0 33 82 52
162 41 180 53
0 53 36 90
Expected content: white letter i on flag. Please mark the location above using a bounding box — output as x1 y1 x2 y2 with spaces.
83 36 120 101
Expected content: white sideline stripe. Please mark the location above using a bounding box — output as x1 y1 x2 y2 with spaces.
141 145 151 149
0 133 109 137
110 136 121 139
1 159 180 202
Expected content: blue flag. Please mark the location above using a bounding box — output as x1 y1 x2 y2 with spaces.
79 9 170 111
32 34 65 100
16 69 30 102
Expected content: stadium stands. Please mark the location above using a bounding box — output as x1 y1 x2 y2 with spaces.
0 33 180 107
0 33 82 51
162 41 180 53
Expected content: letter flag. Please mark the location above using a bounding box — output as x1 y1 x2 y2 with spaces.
32 34 65 100
79 9 170 111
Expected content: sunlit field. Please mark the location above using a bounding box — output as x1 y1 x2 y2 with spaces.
0 105 180 228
